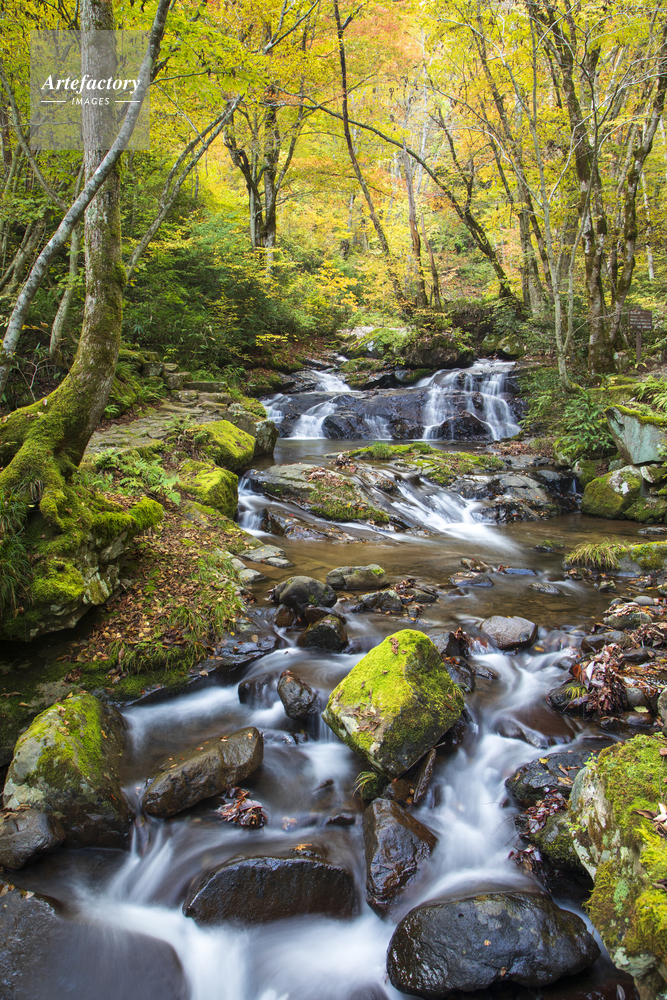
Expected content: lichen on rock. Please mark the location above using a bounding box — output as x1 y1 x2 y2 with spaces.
581 465 642 519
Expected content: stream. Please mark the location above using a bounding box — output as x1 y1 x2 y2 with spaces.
11 361 648 1000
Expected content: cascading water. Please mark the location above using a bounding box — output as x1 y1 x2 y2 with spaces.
418 362 521 441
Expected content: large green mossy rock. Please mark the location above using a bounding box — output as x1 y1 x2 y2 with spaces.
624 496 667 524
581 465 642 518
3 693 131 848
569 735 667 997
195 419 255 472
322 630 464 777
179 459 238 518
607 406 667 466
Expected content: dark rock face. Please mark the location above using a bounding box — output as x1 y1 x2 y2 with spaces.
273 575 337 614
277 671 321 721
142 727 263 818
297 615 348 651
506 750 596 807
0 808 65 870
274 604 297 627
581 630 632 652
351 590 403 613
238 673 276 708
387 891 600 997
183 854 357 925
0 879 187 1000
480 615 538 650
363 798 437 916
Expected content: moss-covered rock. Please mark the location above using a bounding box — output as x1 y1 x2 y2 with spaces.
344 443 505 486
496 334 524 359
3 692 131 848
573 458 603 487
179 459 238 518
624 496 667 524
244 464 390 524
322 630 464 777
529 812 588 874
607 405 667 466
569 735 667 997
581 465 642 519
194 419 255 472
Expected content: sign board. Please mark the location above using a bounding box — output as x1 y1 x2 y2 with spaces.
629 308 652 365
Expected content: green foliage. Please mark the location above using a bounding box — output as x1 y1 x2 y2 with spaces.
633 376 667 413
0 490 32 615
521 367 615 457
94 450 181 505
564 538 621 569
370 442 393 458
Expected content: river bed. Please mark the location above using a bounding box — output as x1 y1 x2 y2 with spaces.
9 363 651 1000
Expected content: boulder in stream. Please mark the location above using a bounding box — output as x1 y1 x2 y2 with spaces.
3 693 130 849
297 615 348 652
351 590 403 613
183 852 357 925
363 798 437 915
277 670 320 720
273 575 337 614
505 749 596 807
326 565 388 590
386 891 600 997
479 615 538 650
323 630 464 777
0 808 65 870
569 735 667 996
580 465 642 519
143 727 263 818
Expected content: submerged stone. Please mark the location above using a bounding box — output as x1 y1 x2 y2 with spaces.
322 630 464 777
3 693 130 849
183 853 357 925
277 671 320 721
297 615 348 652
386 891 599 997
142 727 263 818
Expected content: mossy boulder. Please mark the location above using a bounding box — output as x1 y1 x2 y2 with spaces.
496 334 524 359
581 465 642 519
322 630 464 777
569 735 667 997
179 459 238 518
573 458 602 487
245 464 390 524
194 419 255 472
345 326 411 359
607 406 667 466
481 332 501 354
529 812 587 874
325 565 388 591
3 693 131 848
624 496 667 524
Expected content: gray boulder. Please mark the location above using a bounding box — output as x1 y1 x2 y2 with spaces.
326 565 388 590
480 615 538 649
607 406 667 465
277 671 320 721
363 798 436 916
0 808 65 870
273 575 337 614
351 589 403 613
387 891 599 996
297 615 348 651
3 693 130 848
142 727 263 818
506 749 596 807
183 853 357 925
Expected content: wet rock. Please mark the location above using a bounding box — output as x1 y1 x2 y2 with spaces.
326 565 388 590
529 582 561 595
443 658 476 694
3 693 130 849
527 812 589 875
581 630 633 652
238 673 275 709
297 615 348 652
602 610 651 630
480 615 538 650
500 565 537 575
547 680 589 715
142 727 263 818
461 557 492 572
274 603 296 627
277 671 320 720
243 543 293 568
183 853 357 925
0 808 65 870
495 718 549 748
634 595 656 606
409 588 438 603
580 465 642 519
351 589 403 613
304 605 345 625
363 798 437 916
506 750 596 807
449 572 493 588
412 749 436 805
323 630 464 777
386 891 600 997
273 575 337 614
384 778 412 805
569 736 667 994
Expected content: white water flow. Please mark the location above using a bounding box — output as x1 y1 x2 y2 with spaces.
52 634 595 1000
418 362 520 441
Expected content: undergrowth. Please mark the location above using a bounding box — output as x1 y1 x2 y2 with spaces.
0 490 32 614
564 538 621 569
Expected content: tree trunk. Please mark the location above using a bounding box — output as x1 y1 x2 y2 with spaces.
0 0 170 516
402 147 427 309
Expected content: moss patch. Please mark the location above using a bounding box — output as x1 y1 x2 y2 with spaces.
179 460 238 518
344 443 505 486
581 467 642 519
193 419 255 472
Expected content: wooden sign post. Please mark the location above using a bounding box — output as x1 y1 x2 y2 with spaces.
629 307 652 364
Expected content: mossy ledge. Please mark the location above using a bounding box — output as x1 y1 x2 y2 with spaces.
569 735 667 996
343 443 505 487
